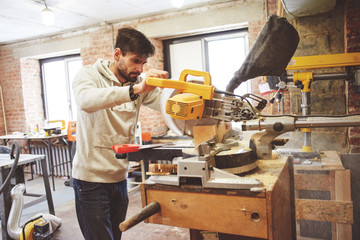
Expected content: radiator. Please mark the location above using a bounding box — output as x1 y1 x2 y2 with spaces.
30 144 72 177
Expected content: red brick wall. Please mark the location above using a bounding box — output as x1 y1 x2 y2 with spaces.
345 0 360 152
0 47 26 134
139 38 168 136
21 58 44 132
81 25 113 66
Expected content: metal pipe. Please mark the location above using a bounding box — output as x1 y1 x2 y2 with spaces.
7 184 25 240
301 92 311 149
286 73 349 81
301 92 311 116
313 73 349 80
295 117 360 128
242 116 360 131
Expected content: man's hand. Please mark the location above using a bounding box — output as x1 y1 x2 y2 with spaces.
133 69 168 94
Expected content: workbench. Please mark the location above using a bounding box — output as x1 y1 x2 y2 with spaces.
0 133 71 191
0 153 54 240
141 156 295 240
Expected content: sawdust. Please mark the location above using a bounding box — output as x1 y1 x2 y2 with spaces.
247 172 278 189
245 156 288 189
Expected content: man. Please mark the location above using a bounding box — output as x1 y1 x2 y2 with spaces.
71 27 168 240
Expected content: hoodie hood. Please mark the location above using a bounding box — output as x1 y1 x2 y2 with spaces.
94 59 123 85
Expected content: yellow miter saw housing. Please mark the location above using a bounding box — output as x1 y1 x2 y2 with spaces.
166 93 204 120
147 69 215 121
147 69 266 123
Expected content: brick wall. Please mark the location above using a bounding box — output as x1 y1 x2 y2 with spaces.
81 25 113 66
20 58 44 132
345 0 360 152
139 38 168 136
0 47 26 134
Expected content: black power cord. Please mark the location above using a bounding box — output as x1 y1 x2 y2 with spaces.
0 141 20 195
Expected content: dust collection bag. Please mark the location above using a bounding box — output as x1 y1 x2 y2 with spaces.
226 15 300 93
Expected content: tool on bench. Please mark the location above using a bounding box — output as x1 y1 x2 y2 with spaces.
43 120 66 136
113 143 183 176
112 143 175 159
114 134 262 190
67 121 76 141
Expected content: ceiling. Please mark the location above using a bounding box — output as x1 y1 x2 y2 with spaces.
0 0 222 45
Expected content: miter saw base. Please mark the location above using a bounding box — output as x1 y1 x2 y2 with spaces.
147 156 263 190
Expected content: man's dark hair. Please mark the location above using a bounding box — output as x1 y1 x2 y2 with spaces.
115 27 155 58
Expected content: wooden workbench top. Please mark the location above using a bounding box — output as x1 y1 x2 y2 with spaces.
292 151 344 171
144 155 290 197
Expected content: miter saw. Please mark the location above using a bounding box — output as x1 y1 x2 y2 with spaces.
132 69 360 190
137 69 266 189
114 15 360 191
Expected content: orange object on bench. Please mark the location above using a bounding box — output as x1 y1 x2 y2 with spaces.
67 121 76 141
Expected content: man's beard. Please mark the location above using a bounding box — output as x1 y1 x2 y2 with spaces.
117 67 139 83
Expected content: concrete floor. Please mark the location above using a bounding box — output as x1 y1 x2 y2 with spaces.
17 174 190 240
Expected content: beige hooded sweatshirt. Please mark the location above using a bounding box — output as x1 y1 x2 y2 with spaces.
71 59 161 183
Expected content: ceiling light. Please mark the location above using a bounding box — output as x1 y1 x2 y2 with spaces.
41 0 55 26
171 0 184 8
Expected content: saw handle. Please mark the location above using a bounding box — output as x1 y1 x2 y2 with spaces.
119 201 160 232
179 69 212 86
146 69 215 100
112 144 140 154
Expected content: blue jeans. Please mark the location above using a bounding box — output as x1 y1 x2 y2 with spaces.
73 178 129 240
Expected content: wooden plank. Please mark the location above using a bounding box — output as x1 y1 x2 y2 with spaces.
330 170 337 240
335 170 351 200
144 183 265 198
140 183 149 223
192 124 217 148
294 173 330 191
295 199 353 224
320 151 343 169
192 122 231 148
294 151 344 171
335 170 352 240
341 153 360 239
267 157 294 240
146 189 268 239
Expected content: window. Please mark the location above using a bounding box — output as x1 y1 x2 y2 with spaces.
40 55 82 122
164 29 250 96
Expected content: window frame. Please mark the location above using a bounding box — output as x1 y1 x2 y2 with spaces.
163 28 249 79
40 54 81 120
